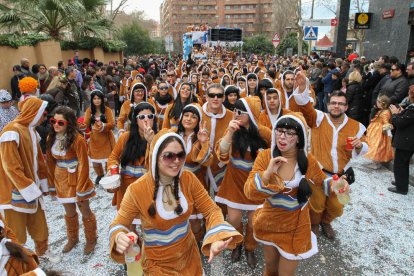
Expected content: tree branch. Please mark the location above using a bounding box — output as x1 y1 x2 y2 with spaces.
111 0 129 22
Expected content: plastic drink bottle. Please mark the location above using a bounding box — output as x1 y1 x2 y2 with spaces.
332 174 350 205
125 235 143 276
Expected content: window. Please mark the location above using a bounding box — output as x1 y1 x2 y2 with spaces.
192 6 197 10
234 5 239 10
225 5 230 10
226 15 231 19
181 6 187 10
234 14 239 19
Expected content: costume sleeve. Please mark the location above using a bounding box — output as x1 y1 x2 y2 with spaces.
293 87 320 128
161 104 172 129
101 108 115 133
108 184 141 263
107 132 128 173
75 136 95 201
117 102 129 130
352 123 368 158
186 174 242 256
36 142 48 192
380 110 392 125
214 136 232 164
0 137 42 202
79 108 91 130
244 150 285 201
45 148 57 196
259 126 272 147
190 139 213 166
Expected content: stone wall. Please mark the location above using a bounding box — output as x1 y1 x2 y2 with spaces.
0 40 123 93
364 0 412 62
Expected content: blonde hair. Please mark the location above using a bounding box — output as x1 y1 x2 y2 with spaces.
377 95 391 109
349 71 362 83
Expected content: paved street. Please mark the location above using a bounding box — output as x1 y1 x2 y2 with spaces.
31 156 414 275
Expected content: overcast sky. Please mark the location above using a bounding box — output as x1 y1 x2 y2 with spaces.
111 0 164 21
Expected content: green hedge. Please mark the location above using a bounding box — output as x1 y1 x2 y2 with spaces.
61 37 126 52
0 33 50 48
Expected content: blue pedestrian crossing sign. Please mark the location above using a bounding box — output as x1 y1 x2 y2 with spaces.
304 26 318 41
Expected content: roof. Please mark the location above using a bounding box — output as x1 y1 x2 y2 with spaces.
316 35 333 47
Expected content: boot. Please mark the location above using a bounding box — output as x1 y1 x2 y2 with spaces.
321 223 336 240
83 213 97 254
245 249 257 269
311 224 321 238
35 240 48 256
62 214 79 253
231 244 242 262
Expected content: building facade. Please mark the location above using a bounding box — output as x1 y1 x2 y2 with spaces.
364 0 413 63
160 0 275 49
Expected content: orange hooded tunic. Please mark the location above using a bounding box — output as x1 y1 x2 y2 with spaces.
0 98 48 214
108 129 242 275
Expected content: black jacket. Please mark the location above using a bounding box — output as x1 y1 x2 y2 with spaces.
371 73 390 106
392 104 414 151
380 75 409 105
346 81 364 122
10 73 26 100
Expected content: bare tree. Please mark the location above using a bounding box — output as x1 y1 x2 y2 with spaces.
109 0 130 22
317 0 369 54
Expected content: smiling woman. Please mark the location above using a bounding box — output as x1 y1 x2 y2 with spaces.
108 129 243 274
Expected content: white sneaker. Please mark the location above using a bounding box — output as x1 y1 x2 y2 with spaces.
40 249 61 264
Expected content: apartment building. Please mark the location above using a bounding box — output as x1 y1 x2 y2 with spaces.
160 0 274 48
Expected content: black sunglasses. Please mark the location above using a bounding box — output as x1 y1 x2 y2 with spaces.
207 93 224 98
159 86 168 90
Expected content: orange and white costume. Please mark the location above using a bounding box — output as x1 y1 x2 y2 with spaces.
0 98 49 254
245 114 333 260
82 106 116 164
108 130 243 275
46 134 95 203
293 87 368 226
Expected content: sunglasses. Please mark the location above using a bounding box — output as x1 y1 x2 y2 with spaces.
50 118 67 126
167 74 175 77
207 93 224 98
329 101 347 106
137 114 155 120
159 86 168 90
234 108 249 116
161 151 186 163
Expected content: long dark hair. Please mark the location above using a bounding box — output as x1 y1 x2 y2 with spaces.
177 106 201 143
0 226 32 266
232 100 267 159
246 73 258 96
169 83 198 120
46 106 80 151
120 103 157 167
273 117 311 204
148 136 184 217
90 90 107 126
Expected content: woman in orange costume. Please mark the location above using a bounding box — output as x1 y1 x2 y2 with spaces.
176 104 213 243
80 90 115 185
0 215 46 276
107 102 157 210
162 82 199 131
108 129 243 275
215 96 271 268
46 106 97 255
152 81 173 128
117 83 156 135
364 95 394 169
244 114 349 276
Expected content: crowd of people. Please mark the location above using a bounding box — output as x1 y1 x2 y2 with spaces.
0 49 413 275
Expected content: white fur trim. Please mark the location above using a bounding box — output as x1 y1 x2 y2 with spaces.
325 115 349 173
155 185 188 220
39 178 48 192
29 101 48 127
19 182 42 202
132 218 141 225
254 231 318 260
215 196 260 211
0 204 38 214
31 267 47 276
57 197 77 204
0 131 19 146
240 97 258 128
189 214 204 220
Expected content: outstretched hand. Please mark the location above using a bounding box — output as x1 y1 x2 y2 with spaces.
208 237 233 263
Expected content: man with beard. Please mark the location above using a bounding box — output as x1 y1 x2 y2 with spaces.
276 70 314 112
293 77 368 240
